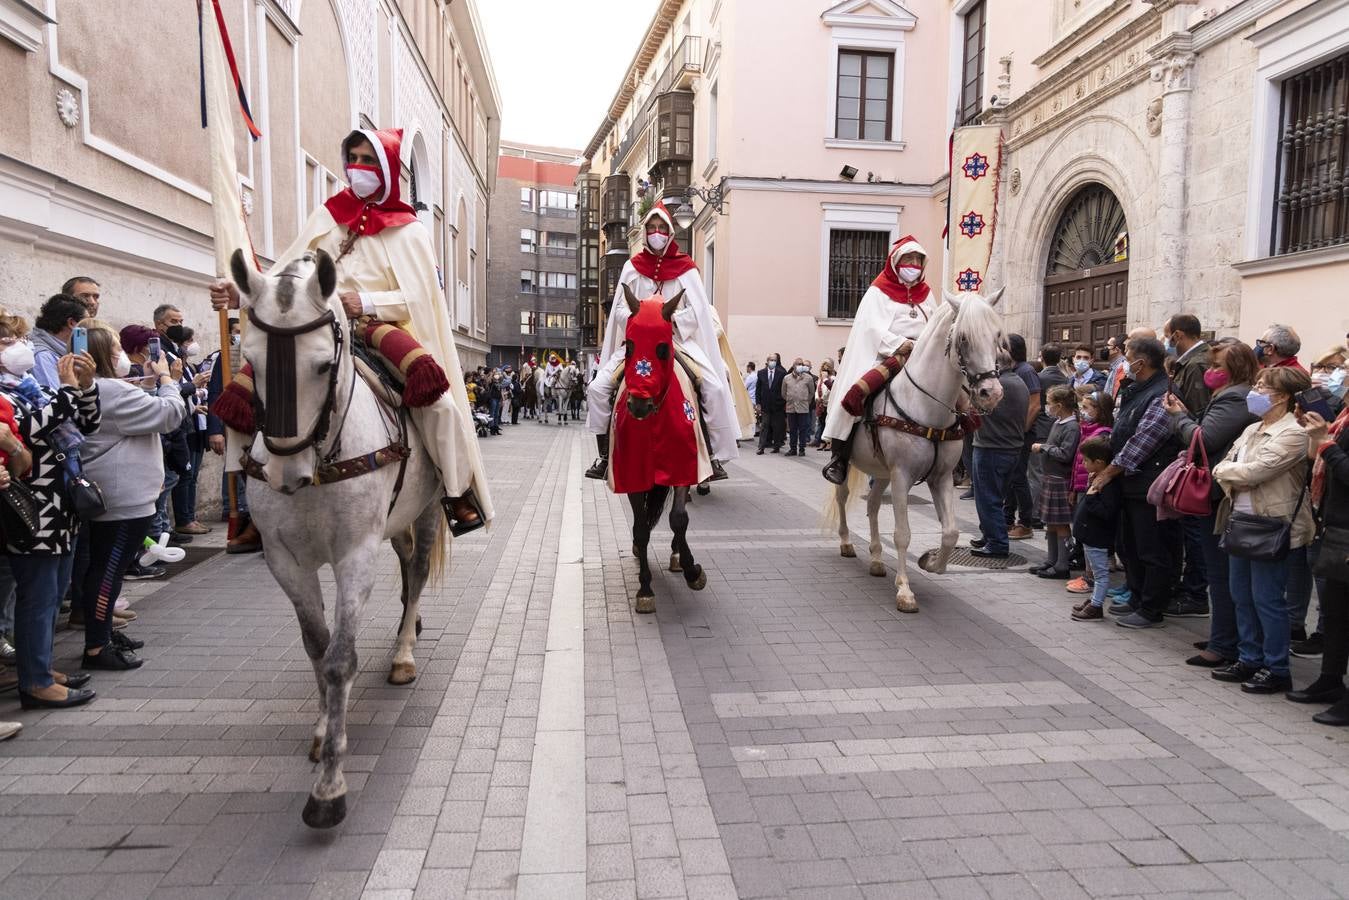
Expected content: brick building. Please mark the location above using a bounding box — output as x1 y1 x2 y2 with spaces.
487 143 581 369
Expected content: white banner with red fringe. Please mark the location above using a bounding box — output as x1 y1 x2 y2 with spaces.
947 125 1002 294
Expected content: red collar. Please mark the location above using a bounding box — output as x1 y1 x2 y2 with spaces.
871 268 931 305
631 239 698 281
325 192 417 240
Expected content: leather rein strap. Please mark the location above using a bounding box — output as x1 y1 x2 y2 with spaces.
870 414 966 442
240 440 409 486
247 309 341 457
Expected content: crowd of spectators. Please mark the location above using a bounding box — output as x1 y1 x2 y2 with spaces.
744 352 838 456
962 317 1349 727
0 279 226 740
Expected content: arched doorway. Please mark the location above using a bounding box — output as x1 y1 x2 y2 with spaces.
1042 184 1129 348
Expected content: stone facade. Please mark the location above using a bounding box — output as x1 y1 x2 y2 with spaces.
486 144 581 369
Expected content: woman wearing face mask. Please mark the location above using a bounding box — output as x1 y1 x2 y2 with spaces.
1210 365 1315 694
822 235 937 484
1310 347 1347 420
0 312 101 709
71 321 186 671
1162 339 1260 667
165 326 213 537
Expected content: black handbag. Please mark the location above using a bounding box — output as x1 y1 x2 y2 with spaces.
1314 526 1349 582
1220 476 1308 562
54 449 106 520
0 479 41 551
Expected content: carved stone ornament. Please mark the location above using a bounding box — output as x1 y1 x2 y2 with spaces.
241 187 255 218
1150 52 1196 94
1010 168 1022 196
56 88 79 128
1146 97 1164 137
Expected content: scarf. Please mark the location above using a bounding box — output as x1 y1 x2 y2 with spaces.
1312 406 1349 507
0 373 50 409
324 128 418 243
629 239 698 281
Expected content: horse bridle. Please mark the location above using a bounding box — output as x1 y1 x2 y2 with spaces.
246 307 345 458
896 310 997 416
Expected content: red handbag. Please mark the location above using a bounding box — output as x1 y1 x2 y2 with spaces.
1164 428 1213 517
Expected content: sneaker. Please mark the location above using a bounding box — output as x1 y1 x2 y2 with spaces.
0 721 19 741
1212 661 1260 683
1065 577 1092 595
1165 596 1210 618
110 631 144 651
1072 604 1103 621
1007 525 1034 540
1291 633 1324 659
1108 600 1136 616
1116 611 1163 629
0 636 14 664
1241 669 1292 694
124 564 166 581
970 538 987 549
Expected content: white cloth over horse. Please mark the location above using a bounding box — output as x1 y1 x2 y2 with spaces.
824 284 937 442
587 263 740 461
257 204 494 522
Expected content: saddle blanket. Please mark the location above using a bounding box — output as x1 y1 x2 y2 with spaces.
608 352 712 493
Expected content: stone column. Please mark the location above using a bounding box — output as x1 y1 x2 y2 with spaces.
1147 44 1195 323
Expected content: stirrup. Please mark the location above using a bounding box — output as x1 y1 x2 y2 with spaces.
584 457 608 480
705 459 729 483
822 458 849 485
441 492 485 537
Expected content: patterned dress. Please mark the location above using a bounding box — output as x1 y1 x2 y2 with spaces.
0 382 101 555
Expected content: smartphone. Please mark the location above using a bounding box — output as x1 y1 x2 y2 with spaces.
147 336 161 362
71 326 88 355
1296 387 1334 421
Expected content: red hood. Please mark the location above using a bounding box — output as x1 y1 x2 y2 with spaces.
631 201 697 280
871 233 931 305
325 128 419 239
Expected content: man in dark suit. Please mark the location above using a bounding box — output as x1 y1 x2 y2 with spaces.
755 353 786 454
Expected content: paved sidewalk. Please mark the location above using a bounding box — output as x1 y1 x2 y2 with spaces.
0 425 1346 899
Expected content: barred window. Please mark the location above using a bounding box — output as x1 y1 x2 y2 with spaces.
1274 54 1349 255
827 229 888 319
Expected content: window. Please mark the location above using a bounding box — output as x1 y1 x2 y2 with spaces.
538 271 577 291
543 313 576 330
520 228 537 253
520 270 535 293
540 190 577 212
836 50 893 142
708 81 719 161
705 241 715 304
1273 53 1349 255
541 232 577 252
520 187 534 211
827 229 888 319
520 311 536 334
960 2 987 126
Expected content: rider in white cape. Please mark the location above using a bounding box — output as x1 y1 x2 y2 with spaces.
211 128 492 530
823 234 938 484
585 201 738 480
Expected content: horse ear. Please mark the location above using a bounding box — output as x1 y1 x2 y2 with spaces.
230 248 263 299
662 289 685 322
622 282 640 316
986 286 1006 308
313 249 338 303
942 289 963 313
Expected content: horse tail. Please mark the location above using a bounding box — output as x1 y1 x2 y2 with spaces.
427 512 450 585
819 464 867 533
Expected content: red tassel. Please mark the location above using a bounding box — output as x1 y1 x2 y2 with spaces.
212 381 255 433
402 355 449 408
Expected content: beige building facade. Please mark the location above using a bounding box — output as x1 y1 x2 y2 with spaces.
0 0 500 367
974 0 1349 354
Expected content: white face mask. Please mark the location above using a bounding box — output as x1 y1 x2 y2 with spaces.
647 233 670 253
114 352 132 378
0 341 35 376
182 343 201 359
897 266 922 284
230 333 241 347
795 365 808 374
767 359 778 369
347 167 382 200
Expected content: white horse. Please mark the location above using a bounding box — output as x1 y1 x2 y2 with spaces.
229 248 448 829
828 288 1006 613
551 363 576 425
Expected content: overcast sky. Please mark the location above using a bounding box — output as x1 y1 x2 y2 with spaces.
477 0 662 153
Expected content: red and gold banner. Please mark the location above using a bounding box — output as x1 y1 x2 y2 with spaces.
947 125 1002 294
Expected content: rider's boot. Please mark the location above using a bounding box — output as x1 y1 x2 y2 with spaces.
707 459 729 482
822 433 853 485
441 490 486 537
585 434 610 480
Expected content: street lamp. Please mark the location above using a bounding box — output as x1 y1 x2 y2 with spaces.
671 176 729 230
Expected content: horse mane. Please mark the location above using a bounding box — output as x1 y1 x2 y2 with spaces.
950 291 1002 350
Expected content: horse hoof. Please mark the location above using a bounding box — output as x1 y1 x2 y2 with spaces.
302 794 347 829
388 662 417 685
635 594 656 614
688 567 707 591
841 544 857 558
668 553 682 573
308 737 322 764
897 595 920 614
869 562 886 577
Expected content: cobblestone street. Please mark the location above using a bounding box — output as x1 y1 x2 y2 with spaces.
3 424 1349 899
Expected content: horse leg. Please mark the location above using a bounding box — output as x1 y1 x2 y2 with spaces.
837 481 856 558
302 544 377 829
388 505 438 684
266 554 330 764
919 465 961 575
669 487 705 590
888 470 919 613
630 492 656 613
867 478 888 578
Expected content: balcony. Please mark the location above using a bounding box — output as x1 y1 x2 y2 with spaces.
538 207 578 219
601 174 631 229
536 327 579 345
537 286 577 299
652 35 702 98
539 246 576 258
